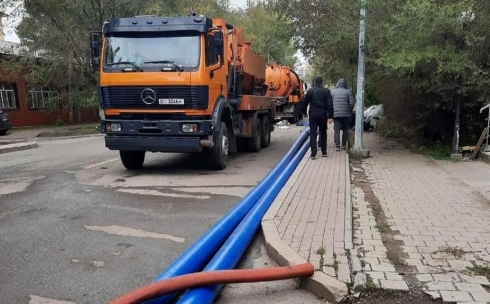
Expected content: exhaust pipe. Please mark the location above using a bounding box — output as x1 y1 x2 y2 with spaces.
200 139 214 148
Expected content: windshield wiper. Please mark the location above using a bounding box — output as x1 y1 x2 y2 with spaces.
144 60 183 71
105 61 143 71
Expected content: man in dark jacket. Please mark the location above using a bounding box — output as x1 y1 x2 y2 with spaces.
301 76 334 159
330 78 355 151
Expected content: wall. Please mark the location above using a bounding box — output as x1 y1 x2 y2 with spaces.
0 67 98 127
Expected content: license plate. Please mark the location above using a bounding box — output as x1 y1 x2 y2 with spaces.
2 118 7 121
159 98 184 105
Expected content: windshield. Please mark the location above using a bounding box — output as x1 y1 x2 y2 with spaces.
103 32 200 70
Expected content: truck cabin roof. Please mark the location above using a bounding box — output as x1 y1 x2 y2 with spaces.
103 16 217 35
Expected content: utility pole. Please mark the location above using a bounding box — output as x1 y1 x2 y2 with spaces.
353 0 369 158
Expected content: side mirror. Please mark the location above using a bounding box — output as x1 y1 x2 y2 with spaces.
90 31 102 69
214 31 224 57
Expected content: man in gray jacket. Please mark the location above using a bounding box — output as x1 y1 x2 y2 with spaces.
330 78 355 151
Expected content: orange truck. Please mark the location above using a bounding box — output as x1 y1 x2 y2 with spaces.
265 63 307 124
89 13 275 170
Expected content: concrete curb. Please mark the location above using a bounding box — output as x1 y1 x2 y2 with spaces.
345 152 353 251
0 141 38 154
261 152 349 303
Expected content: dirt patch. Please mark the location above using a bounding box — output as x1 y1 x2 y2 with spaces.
347 135 437 302
37 125 99 137
341 289 442 304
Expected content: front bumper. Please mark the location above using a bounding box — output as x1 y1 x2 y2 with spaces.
0 119 12 131
101 119 213 153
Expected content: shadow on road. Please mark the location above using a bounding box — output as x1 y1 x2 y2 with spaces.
128 151 259 176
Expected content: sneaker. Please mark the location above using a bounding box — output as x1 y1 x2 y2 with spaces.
342 145 347 150
335 146 341 151
311 155 316 160
322 154 327 157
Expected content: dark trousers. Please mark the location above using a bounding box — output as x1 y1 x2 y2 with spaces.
334 117 350 147
309 114 327 156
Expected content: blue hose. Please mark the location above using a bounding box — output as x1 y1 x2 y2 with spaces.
176 138 310 304
146 129 309 304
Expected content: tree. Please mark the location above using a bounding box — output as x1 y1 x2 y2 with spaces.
0 0 299 122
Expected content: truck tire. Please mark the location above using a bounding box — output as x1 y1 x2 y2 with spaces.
260 116 271 148
119 150 145 170
209 121 229 170
246 116 261 152
288 105 299 124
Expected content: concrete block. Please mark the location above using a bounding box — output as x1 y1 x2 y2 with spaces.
351 256 363 273
353 272 367 291
303 272 349 304
380 279 409 291
440 291 472 302
450 153 463 161
351 148 370 159
0 141 38 154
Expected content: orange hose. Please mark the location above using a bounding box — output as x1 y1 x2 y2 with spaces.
108 263 315 304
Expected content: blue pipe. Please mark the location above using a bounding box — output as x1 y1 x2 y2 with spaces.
176 138 310 304
146 129 309 304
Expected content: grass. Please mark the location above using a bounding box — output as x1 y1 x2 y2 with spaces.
374 223 391 233
316 247 325 269
379 122 453 160
466 264 490 279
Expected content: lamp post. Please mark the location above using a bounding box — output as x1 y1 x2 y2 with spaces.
353 0 370 158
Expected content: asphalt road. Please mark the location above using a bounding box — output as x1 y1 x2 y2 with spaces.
0 125 325 304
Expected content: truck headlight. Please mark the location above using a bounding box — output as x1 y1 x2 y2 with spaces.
106 122 121 132
182 123 198 133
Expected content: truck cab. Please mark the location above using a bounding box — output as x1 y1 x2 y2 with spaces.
90 14 274 170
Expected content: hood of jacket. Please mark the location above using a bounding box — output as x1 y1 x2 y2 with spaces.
335 79 348 89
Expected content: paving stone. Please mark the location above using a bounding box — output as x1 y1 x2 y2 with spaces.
365 271 385 280
353 272 367 291
460 275 490 286
426 282 456 291
416 274 434 282
338 263 351 284
371 264 396 272
454 283 486 292
440 291 472 302
385 273 404 281
470 291 490 302
322 266 336 277
448 260 474 271
433 273 461 282
380 279 409 291
424 291 441 300
351 256 363 273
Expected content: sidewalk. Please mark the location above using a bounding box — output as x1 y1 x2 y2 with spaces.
262 128 350 303
351 132 490 303
0 123 99 142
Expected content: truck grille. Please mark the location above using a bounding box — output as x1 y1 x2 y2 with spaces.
100 86 209 110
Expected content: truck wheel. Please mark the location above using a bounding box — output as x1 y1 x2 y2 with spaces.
119 150 145 170
288 106 299 124
246 116 261 152
260 116 271 148
209 121 229 170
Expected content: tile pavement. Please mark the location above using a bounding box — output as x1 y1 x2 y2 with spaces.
352 132 490 303
262 127 351 302
273 128 350 280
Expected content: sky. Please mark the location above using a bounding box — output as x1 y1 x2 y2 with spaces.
2 0 306 68
2 0 254 43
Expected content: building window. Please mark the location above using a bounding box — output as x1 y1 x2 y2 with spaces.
0 83 17 109
27 88 59 109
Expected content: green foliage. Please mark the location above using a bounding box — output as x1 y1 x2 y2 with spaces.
0 0 297 116
273 0 490 148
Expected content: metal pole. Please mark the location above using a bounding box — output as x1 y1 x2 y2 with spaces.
354 0 367 152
